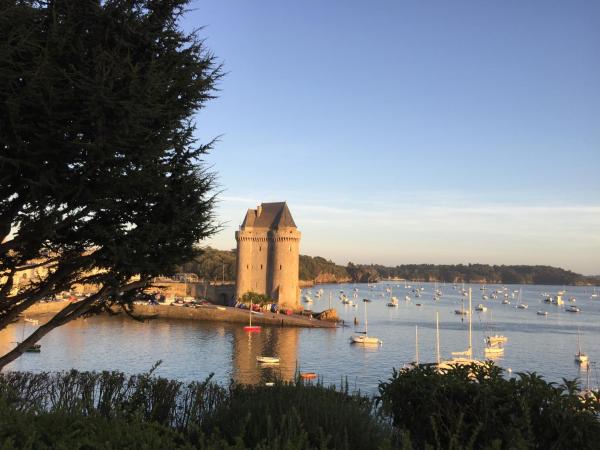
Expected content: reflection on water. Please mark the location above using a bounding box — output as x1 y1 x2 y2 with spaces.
1 282 600 394
0 315 305 386
231 327 299 384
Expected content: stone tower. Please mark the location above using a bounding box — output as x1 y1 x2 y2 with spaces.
235 202 301 310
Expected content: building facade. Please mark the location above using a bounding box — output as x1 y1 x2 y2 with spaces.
235 202 301 309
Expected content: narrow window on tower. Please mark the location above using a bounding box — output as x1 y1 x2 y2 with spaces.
279 264 282 270
260 264 263 270
289 245 292 252
246 264 249 269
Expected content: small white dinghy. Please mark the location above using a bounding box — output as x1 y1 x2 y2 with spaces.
256 356 280 364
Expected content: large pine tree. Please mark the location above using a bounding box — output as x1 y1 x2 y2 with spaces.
0 0 221 368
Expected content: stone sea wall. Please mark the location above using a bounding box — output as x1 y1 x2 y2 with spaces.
23 301 336 328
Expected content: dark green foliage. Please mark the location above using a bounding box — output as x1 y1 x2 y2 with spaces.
181 247 237 282
203 382 391 450
179 249 594 287
0 369 392 449
179 248 349 284
0 405 195 450
347 262 380 283
299 255 349 282
240 291 272 306
0 0 221 365
377 362 600 449
1 367 600 449
367 263 585 285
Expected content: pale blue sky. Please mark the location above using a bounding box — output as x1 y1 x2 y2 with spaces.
183 0 600 274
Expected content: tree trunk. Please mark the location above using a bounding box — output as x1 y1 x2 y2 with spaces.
0 287 107 371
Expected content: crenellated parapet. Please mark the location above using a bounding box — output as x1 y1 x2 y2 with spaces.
235 235 270 242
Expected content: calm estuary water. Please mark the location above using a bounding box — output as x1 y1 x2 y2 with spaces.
1 282 599 394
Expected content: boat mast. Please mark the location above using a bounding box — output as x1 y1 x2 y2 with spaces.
586 363 591 391
249 298 252 327
415 325 419 365
364 300 368 335
436 312 440 365
468 288 472 360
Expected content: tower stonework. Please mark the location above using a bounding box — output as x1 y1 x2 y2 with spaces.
235 202 301 310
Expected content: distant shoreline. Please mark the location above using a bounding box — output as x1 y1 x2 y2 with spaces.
300 279 600 287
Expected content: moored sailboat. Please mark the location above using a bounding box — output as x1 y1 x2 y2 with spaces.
350 299 382 345
243 298 261 333
437 288 484 370
575 328 588 365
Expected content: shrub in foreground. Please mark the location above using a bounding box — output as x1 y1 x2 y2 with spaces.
0 403 193 450
1 365 599 449
0 369 391 449
201 382 391 449
377 362 600 449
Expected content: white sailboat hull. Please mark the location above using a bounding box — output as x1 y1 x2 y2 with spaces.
350 335 382 345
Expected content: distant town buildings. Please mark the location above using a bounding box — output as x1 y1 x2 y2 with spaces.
235 202 301 309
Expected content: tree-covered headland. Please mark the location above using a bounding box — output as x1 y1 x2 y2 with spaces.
181 248 598 286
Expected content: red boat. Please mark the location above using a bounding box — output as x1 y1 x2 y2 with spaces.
244 299 261 333
300 372 317 380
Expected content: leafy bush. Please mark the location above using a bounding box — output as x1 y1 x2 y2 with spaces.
0 403 194 450
1 366 599 449
377 362 600 449
240 291 273 306
202 381 391 449
0 369 392 449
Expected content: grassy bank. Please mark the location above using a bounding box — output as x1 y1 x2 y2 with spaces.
0 363 599 449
